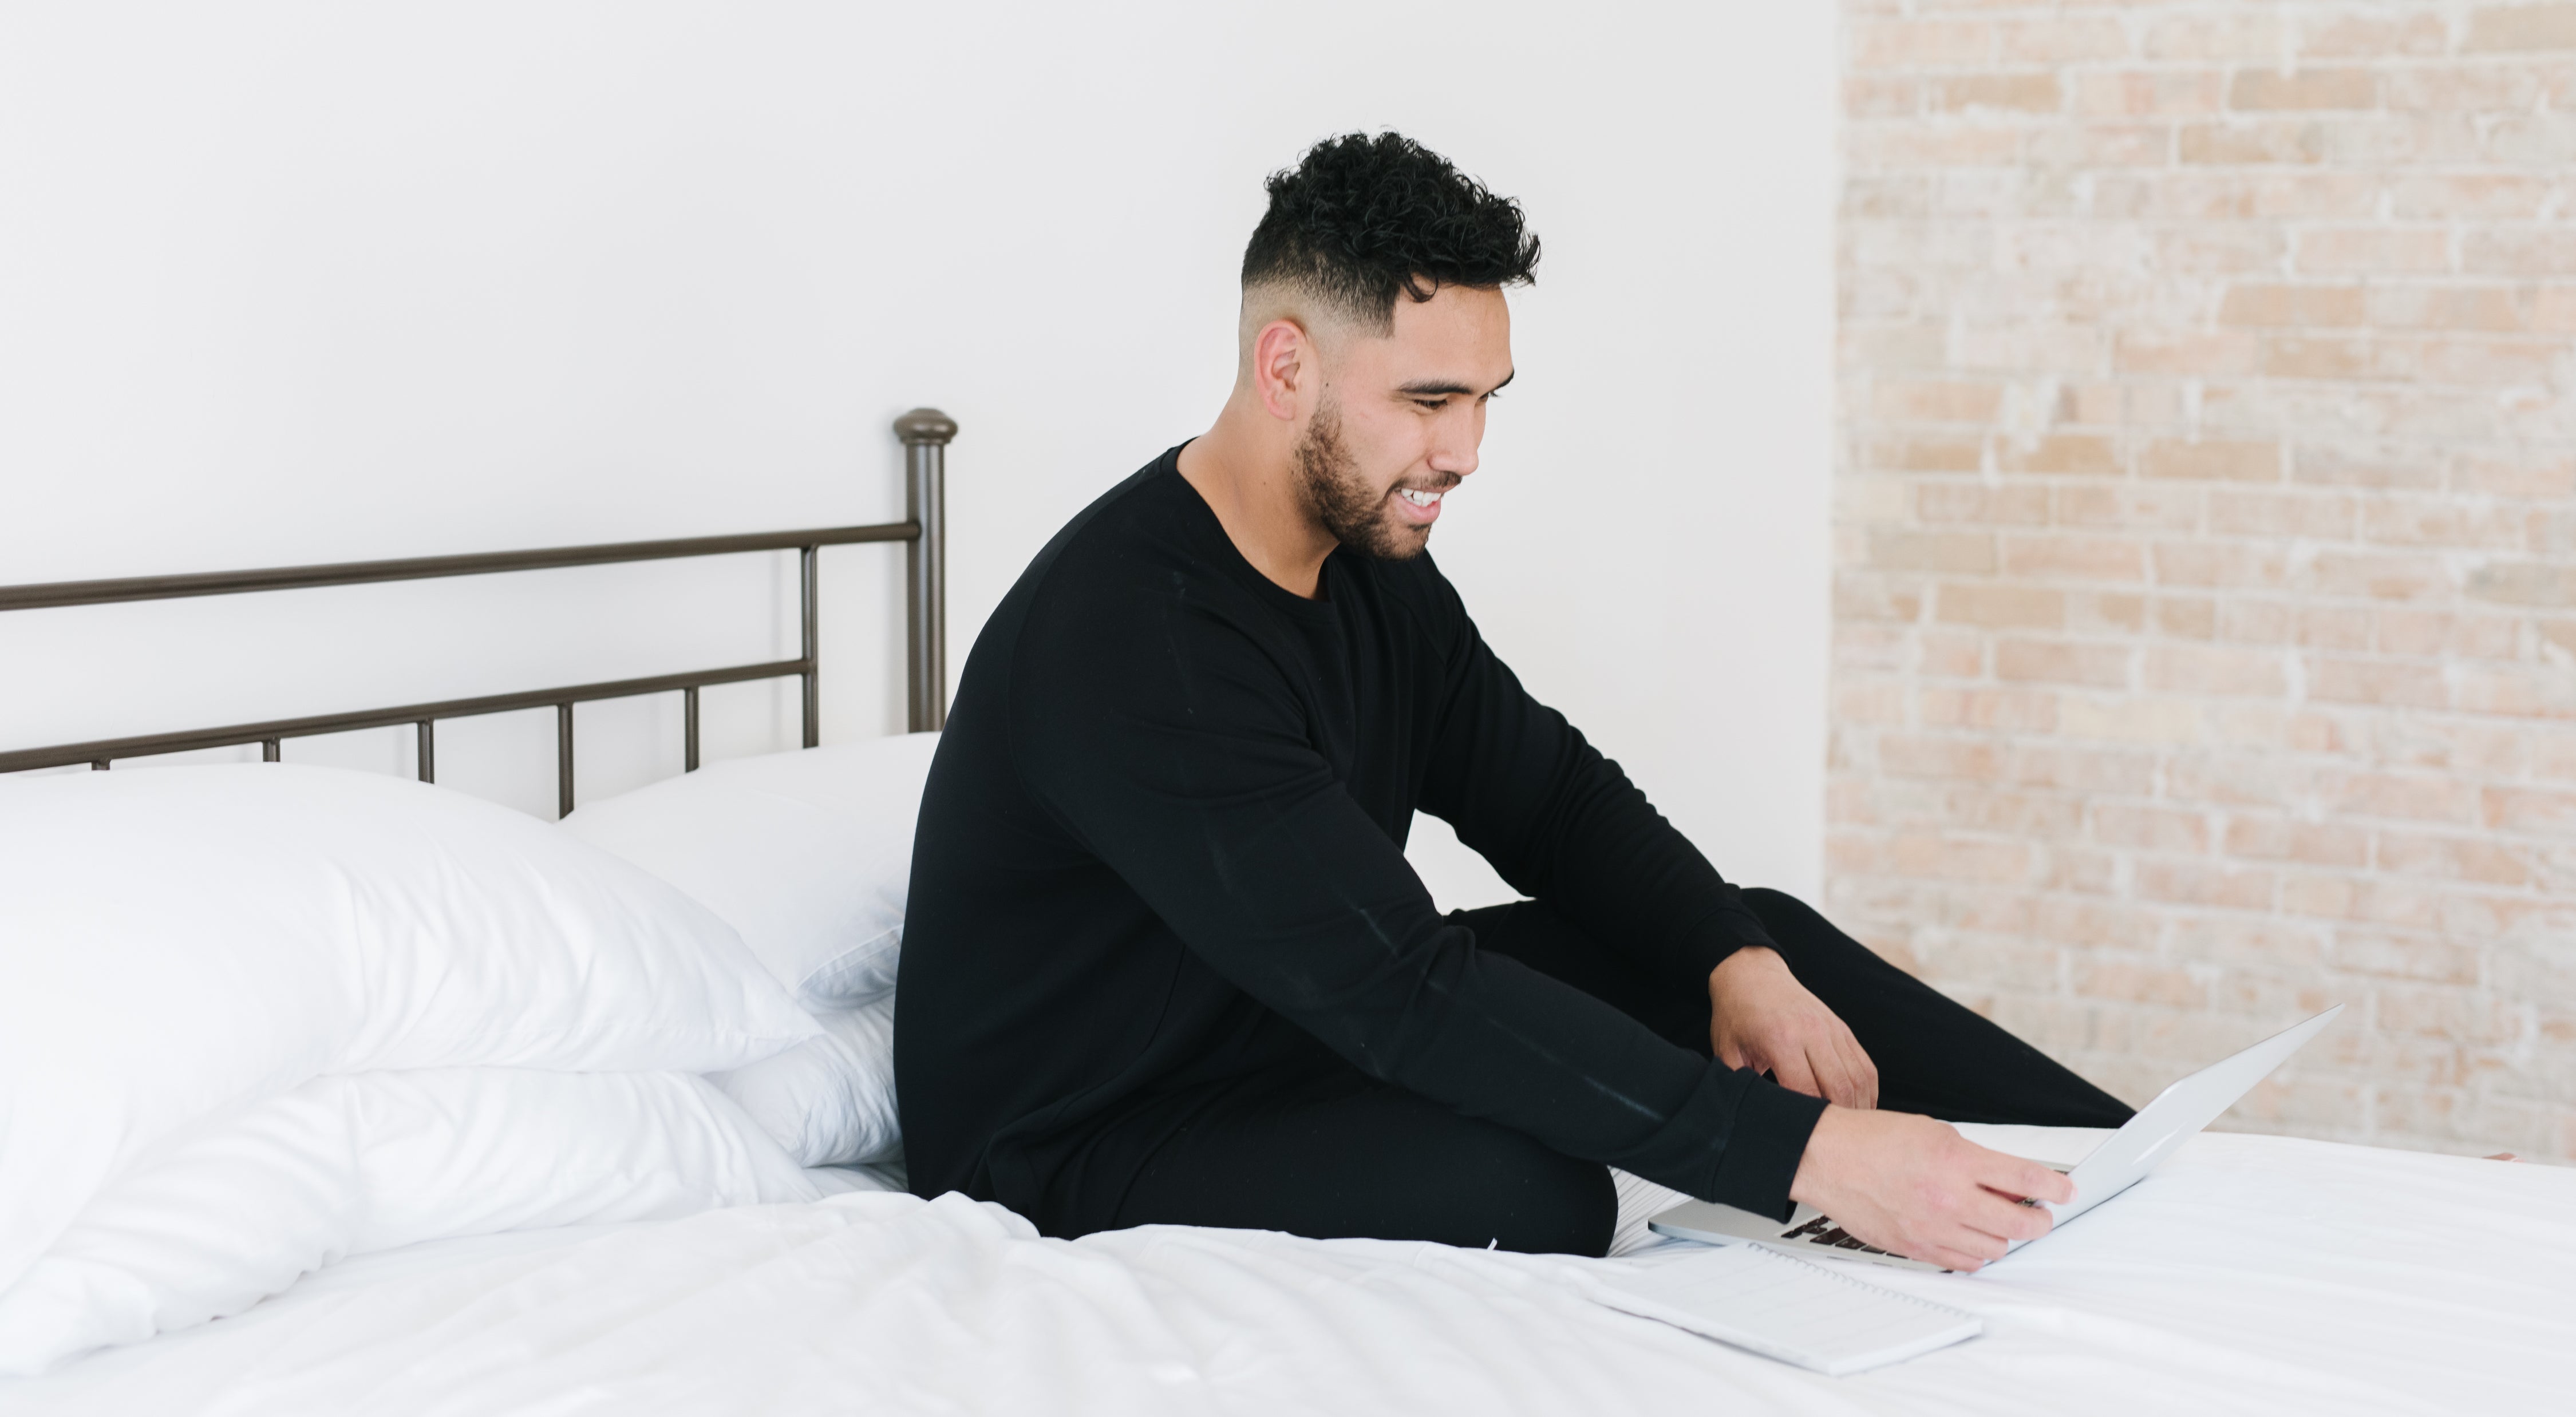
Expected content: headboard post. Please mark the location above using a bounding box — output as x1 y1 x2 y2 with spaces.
895 408 958 733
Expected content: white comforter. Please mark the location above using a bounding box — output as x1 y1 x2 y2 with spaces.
7 1126 2570 1416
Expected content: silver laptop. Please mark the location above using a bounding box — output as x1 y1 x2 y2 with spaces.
1648 1005 2344 1272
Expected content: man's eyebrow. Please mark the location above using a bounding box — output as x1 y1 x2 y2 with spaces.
1397 370 1516 397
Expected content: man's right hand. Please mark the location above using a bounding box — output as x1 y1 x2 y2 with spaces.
1787 1106 2074 1272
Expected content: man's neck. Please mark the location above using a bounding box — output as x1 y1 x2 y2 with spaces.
1177 398 1337 600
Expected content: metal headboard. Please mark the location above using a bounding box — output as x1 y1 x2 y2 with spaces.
0 407 957 818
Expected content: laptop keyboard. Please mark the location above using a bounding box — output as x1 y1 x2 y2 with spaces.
1777 1214 1897 1257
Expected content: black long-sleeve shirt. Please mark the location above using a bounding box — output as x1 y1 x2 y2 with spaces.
896 448 1826 1235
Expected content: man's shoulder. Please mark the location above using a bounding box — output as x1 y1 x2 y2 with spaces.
1348 545 1471 643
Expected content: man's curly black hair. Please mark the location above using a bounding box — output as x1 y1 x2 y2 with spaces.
1241 132 1539 334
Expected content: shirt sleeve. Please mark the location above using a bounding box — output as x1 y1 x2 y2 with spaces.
1408 579 1784 992
1010 565 1822 1216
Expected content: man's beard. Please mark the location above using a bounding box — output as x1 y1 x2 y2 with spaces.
1293 398 1432 561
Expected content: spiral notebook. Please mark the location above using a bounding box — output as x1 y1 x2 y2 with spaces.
1570 1242 1980 1376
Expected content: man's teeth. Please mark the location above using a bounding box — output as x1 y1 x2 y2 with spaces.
1399 488 1443 506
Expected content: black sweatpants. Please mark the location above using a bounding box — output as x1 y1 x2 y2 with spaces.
1109 889 2134 1257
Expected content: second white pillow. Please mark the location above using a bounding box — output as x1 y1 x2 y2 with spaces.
710 994 902 1169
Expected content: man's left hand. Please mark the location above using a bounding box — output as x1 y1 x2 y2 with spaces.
1708 946 1879 1109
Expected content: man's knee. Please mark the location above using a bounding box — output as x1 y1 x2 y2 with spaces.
1439 1127 1617 1257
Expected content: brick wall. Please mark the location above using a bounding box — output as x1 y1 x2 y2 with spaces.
1831 0 2576 1159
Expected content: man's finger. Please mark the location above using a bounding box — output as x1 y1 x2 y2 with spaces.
1809 1040 1866 1109
1985 1155 2074 1207
1835 1032 1879 1110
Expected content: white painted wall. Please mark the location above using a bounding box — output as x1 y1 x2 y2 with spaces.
0 1 1836 907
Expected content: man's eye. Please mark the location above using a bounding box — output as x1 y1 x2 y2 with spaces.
1414 399 1445 411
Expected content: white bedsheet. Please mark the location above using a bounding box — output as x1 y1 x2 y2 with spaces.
5 1126 2569 1416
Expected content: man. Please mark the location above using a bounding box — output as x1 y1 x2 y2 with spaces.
898 132 2129 1270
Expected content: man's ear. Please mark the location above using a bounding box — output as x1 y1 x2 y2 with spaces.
1250 318 1313 422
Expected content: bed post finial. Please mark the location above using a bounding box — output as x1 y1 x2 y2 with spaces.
895 408 956 733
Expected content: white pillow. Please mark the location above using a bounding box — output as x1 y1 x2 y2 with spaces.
0 764 819 1298
561 733 939 1010
711 994 901 1168
0 1067 821 1375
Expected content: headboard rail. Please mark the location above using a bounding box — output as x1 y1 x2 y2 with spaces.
0 408 955 816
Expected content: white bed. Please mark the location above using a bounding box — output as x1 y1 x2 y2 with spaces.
5 453 2569 1415
7 1126 2568 1416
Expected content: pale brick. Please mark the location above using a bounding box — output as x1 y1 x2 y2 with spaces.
1845 76 1925 122
2148 643 2290 697
2091 802 2212 853
2069 590 2148 634
2262 335 2412 382
1996 434 2121 476
1878 733 2006 781
1863 434 1984 472
2300 11 2450 60
2383 62 2551 112
2387 177 2553 224
1851 18 1994 71
2222 816 2373 868
2372 609 2517 660
2154 539 2291 588
2465 5 2576 54
1997 15 2130 65
2010 742 2160 794
1868 528 1997 573
2295 442 2447 490
2362 498 2531 551
2217 598 2291 644
2417 337 2564 387
2297 605 2375 651
2307 551 2453 601
2155 595 2218 639
1918 686 2059 731
2297 227 2453 275
1872 378 2006 422
2115 330 2259 375
1919 627 1988 676
1930 73 2064 115
2209 489 2357 538
2076 70 2226 118
1997 636 2134 687
2250 172 2383 220
2377 830 2537 886
2142 439 2283 484
2057 694 2204 743
2143 11 2287 62
2179 121 2324 165
2001 532 2147 581
1915 480 2050 524
2056 482 2202 531
2218 282 2366 328
2465 560 2576 608
2462 229 2576 276
1835 573 1925 623
2485 785 2576 837
1934 580 2065 628
2136 859 2277 911
2322 112 2486 165
2230 68 2379 112
2363 284 2534 331
2306 655 2451 707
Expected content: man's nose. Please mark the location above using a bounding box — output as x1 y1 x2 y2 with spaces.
1427 407 1480 479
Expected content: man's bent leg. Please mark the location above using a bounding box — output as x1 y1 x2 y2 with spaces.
1740 888 2135 1128
1109 1067 1617 1256
1455 894 2131 1129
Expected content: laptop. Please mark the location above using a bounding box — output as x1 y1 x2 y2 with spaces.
1647 1004 2345 1272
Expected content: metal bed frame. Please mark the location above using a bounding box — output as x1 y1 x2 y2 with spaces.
0 407 955 818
